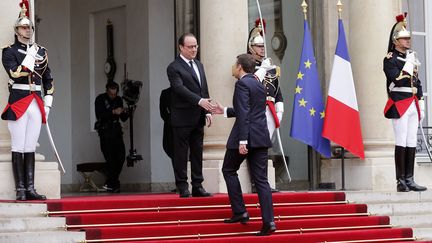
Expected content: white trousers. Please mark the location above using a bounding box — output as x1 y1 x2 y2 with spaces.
392 101 419 147
266 107 276 139
8 99 42 153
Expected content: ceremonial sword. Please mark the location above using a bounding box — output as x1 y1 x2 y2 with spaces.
256 0 292 182
27 0 66 173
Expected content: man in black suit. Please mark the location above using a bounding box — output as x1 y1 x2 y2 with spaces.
159 87 173 159
214 54 276 236
166 33 214 198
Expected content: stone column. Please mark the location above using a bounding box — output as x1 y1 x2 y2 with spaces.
321 0 406 190
0 0 60 199
199 0 275 193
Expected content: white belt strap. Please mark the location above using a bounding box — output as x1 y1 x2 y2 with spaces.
12 83 42 91
391 87 415 93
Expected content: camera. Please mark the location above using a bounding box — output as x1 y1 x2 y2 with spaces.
122 79 143 106
121 78 143 167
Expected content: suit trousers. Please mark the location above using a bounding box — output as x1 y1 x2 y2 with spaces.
222 147 274 224
172 126 204 190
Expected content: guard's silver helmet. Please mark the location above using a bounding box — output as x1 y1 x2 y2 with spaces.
247 18 265 53
14 4 34 36
392 13 410 42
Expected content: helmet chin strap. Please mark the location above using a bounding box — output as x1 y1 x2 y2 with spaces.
249 48 265 59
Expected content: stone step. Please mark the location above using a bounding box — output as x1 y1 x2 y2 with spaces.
0 231 85 243
389 214 432 228
0 217 65 233
367 202 432 216
413 228 432 240
0 203 46 218
345 190 432 204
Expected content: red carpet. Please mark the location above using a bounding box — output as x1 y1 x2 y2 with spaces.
44 192 432 243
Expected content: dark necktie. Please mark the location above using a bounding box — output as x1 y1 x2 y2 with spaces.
189 60 200 84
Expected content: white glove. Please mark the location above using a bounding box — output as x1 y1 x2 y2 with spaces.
44 106 50 120
277 112 283 123
44 95 53 121
21 44 38 72
275 101 284 123
419 99 425 121
254 58 275 81
44 95 53 107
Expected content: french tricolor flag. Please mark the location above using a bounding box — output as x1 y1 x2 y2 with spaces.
322 19 365 159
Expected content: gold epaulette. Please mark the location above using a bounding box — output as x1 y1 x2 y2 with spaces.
276 66 281 77
386 52 393 59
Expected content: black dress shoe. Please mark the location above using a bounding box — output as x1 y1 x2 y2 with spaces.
25 189 46 200
192 187 212 197
256 221 276 236
224 212 249 224
271 188 279 193
16 190 26 201
179 189 191 198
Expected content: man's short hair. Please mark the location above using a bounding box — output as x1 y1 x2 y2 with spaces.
236 54 255 73
106 81 119 91
178 33 196 46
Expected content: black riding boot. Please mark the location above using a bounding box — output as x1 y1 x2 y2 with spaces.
395 146 409 192
11 152 26 200
405 147 427 191
24 152 46 200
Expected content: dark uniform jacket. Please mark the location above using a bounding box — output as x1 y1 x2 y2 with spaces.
383 49 423 119
167 56 210 128
1 39 54 123
255 60 283 104
95 93 128 137
226 74 272 150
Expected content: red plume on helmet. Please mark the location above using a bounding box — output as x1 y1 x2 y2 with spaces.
395 12 407 23
255 18 266 33
19 0 30 18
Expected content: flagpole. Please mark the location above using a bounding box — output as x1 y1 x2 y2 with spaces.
301 0 307 20
336 0 346 191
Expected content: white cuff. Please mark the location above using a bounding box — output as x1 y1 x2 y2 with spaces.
239 140 248 145
223 107 228 117
275 102 284 113
44 95 53 107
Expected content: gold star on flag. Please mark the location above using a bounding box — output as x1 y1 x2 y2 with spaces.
309 107 316 116
295 85 303 94
320 111 325 119
304 59 312 69
298 98 307 107
297 71 304 80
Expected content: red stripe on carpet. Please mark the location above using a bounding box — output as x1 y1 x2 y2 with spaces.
84 216 389 240
63 204 366 225
47 192 346 212
118 228 413 243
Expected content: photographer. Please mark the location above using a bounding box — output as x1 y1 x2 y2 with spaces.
95 82 128 193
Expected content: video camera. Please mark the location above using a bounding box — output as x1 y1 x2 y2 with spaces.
121 79 143 106
121 66 143 167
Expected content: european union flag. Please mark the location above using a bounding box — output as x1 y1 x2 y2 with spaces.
290 20 331 158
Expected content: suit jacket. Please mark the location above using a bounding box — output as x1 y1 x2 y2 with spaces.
159 87 173 158
167 56 210 127
226 73 272 150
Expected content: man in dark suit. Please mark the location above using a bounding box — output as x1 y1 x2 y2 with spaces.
159 87 173 159
214 54 276 236
166 33 214 198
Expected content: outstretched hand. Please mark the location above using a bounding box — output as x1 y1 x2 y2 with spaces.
199 98 215 112
212 101 225 115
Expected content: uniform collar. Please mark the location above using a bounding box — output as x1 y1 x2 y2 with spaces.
393 48 406 57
